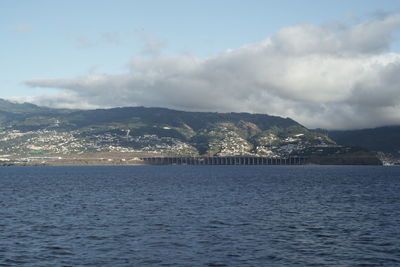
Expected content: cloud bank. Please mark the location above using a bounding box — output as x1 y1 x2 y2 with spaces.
25 14 400 129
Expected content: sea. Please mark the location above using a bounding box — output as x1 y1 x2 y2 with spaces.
0 165 399 266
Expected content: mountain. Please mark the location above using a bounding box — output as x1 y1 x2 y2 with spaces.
0 98 381 165
0 98 45 114
318 126 400 155
0 99 72 127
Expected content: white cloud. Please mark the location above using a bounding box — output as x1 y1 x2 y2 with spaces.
25 13 400 129
69 31 121 48
14 24 32 33
139 32 166 56
100 32 121 45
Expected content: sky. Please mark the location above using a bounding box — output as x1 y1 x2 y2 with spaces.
2 0 400 130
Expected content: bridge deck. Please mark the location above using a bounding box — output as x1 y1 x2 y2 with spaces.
140 156 307 165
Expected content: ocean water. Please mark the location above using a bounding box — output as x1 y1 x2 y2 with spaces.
0 165 399 266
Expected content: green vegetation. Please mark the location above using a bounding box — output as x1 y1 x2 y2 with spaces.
318 126 400 154
0 98 377 162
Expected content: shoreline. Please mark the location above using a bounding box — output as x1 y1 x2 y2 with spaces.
0 153 384 166
0 162 388 167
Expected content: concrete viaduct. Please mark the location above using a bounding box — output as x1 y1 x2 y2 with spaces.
140 156 307 165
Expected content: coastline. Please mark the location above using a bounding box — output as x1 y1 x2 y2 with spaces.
0 152 384 167
1 160 385 167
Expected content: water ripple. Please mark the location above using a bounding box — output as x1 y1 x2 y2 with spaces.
0 165 399 266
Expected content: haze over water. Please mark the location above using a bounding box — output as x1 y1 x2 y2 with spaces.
0 165 399 266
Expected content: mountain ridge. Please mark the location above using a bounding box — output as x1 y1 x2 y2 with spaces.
0 98 382 165
316 126 400 155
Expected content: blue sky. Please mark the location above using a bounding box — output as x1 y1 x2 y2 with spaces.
2 0 399 97
1 0 400 129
